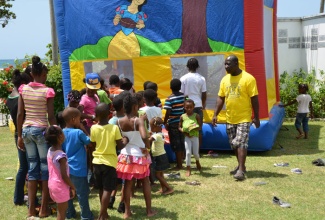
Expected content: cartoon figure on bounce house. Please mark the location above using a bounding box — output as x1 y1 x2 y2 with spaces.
53 0 284 153
108 0 148 58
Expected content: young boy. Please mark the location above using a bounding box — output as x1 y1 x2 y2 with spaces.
62 107 94 219
163 78 185 170
140 89 162 131
108 92 126 211
145 81 162 108
90 103 128 220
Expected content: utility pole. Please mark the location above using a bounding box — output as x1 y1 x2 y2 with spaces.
320 0 325 13
49 0 59 64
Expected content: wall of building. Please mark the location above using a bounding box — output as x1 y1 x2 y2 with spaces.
277 14 325 79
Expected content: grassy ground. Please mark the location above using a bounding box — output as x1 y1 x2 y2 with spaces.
0 121 324 220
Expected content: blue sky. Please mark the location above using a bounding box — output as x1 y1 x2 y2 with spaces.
0 0 322 59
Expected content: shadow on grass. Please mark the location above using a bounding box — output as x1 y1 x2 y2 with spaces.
125 205 179 220
246 170 288 178
151 189 188 198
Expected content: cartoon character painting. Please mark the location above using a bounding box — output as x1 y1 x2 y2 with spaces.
108 0 148 58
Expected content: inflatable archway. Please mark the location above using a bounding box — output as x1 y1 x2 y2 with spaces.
53 0 284 151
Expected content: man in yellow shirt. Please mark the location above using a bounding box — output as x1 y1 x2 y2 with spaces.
212 55 260 180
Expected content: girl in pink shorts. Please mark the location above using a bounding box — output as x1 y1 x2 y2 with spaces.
45 125 76 220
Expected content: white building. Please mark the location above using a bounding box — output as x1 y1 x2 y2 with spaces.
277 14 325 79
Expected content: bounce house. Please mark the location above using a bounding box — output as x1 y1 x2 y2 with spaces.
53 0 284 151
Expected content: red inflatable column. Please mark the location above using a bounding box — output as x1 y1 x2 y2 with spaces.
244 0 269 119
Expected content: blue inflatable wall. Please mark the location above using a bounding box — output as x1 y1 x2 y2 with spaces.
202 105 285 151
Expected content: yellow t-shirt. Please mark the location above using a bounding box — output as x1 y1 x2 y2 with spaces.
90 124 122 168
218 71 258 124
151 133 166 157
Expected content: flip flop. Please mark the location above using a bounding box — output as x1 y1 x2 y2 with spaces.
185 181 201 186
296 133 304 139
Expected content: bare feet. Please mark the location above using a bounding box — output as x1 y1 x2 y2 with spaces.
296 133 304 139
124 212 132 219
98 214 110 220
38 206 51 218
171 166 184 171
196 160 202 171
147 210 158 217
162 188 174 195
186 169 191 177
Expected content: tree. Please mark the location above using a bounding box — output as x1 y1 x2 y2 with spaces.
320 0 325 13
0 0 16 28
177 0 212 54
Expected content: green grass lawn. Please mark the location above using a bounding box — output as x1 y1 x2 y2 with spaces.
0 121 324 219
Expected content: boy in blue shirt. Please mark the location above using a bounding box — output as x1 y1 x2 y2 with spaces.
62 107 94 220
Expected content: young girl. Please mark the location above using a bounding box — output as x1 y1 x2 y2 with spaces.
179 99 202 177
45 125 76 220
149 117 174 195
116 93 157 219
17 56 56 218
280 83 313 139
6 69 32 205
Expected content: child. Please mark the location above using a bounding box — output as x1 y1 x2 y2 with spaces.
279 83 313 139
108 92 127 210
145 81 162 108
66 90 89 135
120 77 135 94
139 89 161 185
62 107 94 219
67 90 82 109
116 93 157 219
17 56 56 218
149 117 174 195
109 74 123 99
97 77 112 105
6 69 32 206
79 73 101 133
163 78 185 170
140 89 162 131
90 103 128 220
179 99 202 177
45 125 76 220
79 73 101 186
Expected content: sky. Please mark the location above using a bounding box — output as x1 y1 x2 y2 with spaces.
0 0 323 59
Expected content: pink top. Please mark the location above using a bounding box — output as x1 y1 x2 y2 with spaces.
47 149 69 194
80 94 100 128
19 82 55 128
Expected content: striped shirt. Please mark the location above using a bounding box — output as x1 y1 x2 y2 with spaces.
163 92 185 125
19 82 55 128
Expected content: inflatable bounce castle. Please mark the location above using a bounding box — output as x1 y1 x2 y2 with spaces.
53 0 284 151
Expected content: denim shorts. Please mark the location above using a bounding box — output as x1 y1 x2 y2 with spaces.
22 126 49 181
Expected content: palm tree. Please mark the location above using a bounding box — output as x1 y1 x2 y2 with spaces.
320 0 325 13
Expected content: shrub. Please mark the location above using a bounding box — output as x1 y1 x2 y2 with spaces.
46 63 64 114
279 69 325 118
0 57 64 125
